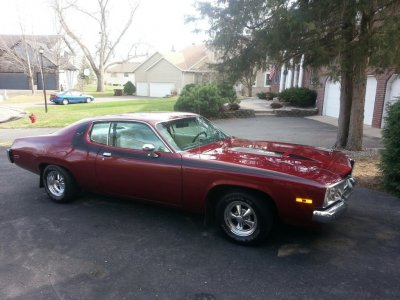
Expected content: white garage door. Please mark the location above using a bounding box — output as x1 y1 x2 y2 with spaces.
323 79 341 118
382 75 400 126
323 77 376 125
149 83 175 97
136 82 148 96
364 76 377 126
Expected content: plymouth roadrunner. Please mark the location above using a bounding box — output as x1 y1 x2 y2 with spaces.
7 112 355 245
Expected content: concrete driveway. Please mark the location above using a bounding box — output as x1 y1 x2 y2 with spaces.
0 116 382 149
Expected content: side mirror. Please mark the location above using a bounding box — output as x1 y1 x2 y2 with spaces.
142 143 159 158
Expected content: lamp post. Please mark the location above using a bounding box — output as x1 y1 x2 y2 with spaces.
38 47 48 113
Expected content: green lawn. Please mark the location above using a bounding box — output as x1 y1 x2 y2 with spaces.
1 98 177 128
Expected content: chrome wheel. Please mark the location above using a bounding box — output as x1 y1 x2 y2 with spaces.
46 170 66 197
224 200 258 237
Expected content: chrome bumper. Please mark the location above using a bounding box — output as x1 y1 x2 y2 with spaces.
312 200 348 223
312 177 355 223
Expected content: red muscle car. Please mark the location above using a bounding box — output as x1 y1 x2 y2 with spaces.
6 112 355 245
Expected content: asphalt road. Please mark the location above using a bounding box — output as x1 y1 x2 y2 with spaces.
1 145 399 299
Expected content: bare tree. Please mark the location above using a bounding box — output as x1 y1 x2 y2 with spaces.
54 0 141 92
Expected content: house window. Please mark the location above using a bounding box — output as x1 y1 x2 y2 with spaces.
264 73 272 86
111 73 117 78
124 73 129 77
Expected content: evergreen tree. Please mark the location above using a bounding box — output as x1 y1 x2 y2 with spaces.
198 0 400 150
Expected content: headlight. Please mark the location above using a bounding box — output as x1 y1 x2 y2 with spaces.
324 180 347 207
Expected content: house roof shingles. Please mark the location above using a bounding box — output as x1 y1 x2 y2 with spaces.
108 62 141 73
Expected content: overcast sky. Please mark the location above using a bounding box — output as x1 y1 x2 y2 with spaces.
0 0 208 55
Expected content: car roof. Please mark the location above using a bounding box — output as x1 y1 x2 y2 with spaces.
85 111 198 126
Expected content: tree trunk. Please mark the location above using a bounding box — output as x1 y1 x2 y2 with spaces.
335 75 352 148
247 85 252 97
28 74 35 95
346 64 367 150
96 71 104 92
335 9 355 149
345 12 369 151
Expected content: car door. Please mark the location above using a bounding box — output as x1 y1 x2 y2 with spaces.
70 91 81 103
93 121 183 206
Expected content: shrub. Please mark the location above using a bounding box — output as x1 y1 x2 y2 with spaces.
257 92 276 100
278 87 317 107
257 92 268 100
123 81 136 95
380 100 400 197
270 102 283 109
217 82 238 104
174 83 224 118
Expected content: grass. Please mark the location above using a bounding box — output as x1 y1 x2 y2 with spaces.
0 98 177 128
81 84 116 97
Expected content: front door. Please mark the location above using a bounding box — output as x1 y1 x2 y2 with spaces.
91 121 182 206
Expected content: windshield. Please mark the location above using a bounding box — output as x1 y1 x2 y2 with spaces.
156 116 229 151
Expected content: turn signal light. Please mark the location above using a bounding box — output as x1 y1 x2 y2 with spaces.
296 198 313 204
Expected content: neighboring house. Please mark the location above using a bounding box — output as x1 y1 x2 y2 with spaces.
315 71 399 128
134 44 214 97
241 58 308 96
254 60 398 129
0 34 77 91
105 62 140 86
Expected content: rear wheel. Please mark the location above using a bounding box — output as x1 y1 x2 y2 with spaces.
62 99 69 105
43 165 78 203
216 190 274 245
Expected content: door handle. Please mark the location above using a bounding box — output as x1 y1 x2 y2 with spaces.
103 152 112 157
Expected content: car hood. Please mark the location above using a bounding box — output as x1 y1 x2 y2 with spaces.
183 138 352 186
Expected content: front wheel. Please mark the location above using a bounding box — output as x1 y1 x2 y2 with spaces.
86 97 92 103
62 99 69 105
216 190 274 245
43 165 78 203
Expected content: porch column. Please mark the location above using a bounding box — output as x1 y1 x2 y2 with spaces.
298 55 304 87
279 64 286 92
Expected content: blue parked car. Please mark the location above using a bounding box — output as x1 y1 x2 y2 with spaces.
50 90 95 105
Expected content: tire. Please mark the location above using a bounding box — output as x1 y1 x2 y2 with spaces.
216 190 274 245
62 99 69 105
86 97 92 103
43 165 78 203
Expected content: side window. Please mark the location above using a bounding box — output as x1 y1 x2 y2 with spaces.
113 122 169 152
90 122 111 145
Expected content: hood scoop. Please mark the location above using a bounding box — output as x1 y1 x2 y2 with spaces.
229 147 283 157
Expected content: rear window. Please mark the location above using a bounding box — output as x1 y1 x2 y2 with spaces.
90 122 110 145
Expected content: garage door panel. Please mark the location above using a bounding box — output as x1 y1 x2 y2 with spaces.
136 82 148 96
149 83 175 98
323 77 376 126
323 79 341 118
364 76 377 126
0 73 29 89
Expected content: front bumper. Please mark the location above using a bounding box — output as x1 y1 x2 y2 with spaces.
312 200 348 223
312 177 355 223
